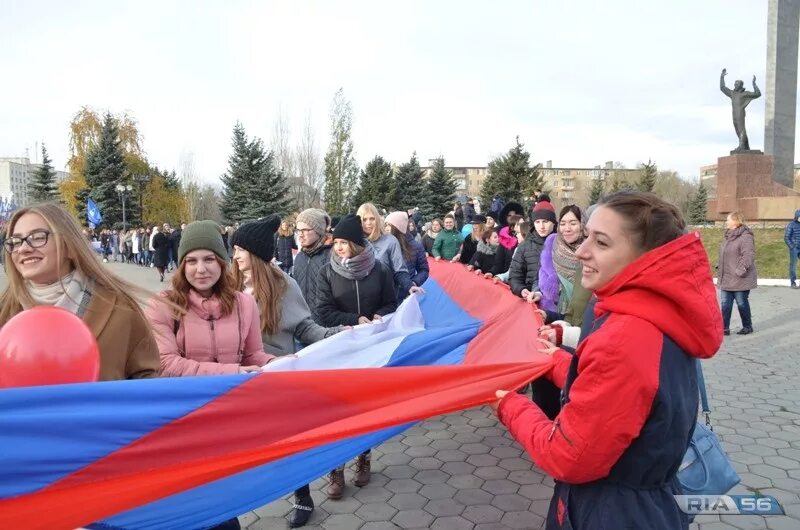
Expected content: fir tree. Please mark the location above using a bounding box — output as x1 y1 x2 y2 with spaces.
609 177 634 193
687 182 709 225
394 153 426 211
323 89 359 214
588 177 605 205
480 137 543 208
79 113 127 226
220 123 293 222
30 144 59 202
637 159 658 192
244 149 293 219
422 157 457 220
220 123 257 222
354 156 395 210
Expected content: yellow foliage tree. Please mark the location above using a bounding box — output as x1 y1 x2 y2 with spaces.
142 174 187 225
60 106 147 217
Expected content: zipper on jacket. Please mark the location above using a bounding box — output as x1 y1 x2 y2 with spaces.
208 317 218 361
355 279 361 316
548 418 574 446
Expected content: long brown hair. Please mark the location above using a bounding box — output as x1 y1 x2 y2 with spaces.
164 254 237 318
232 254 287 336
387 225 413 261
0 203 153 326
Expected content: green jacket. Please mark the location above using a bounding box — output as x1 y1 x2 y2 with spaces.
432 229 463 260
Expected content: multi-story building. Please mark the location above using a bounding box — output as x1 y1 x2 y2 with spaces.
0 157 69 208
421 160 641 210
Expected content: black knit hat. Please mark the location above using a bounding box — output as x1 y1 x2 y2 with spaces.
230 214 281 262
332 214 366 246
473 214 487 224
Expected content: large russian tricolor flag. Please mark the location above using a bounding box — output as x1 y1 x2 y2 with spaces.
0 262 551 530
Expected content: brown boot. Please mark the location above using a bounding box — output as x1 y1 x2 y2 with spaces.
354 452 371 487
326 469 345 500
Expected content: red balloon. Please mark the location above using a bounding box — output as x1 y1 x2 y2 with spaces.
0 306 100 388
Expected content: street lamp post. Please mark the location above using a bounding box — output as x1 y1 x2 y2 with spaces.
115 184 133 229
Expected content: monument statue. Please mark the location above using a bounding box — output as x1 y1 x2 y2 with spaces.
720 68 762 153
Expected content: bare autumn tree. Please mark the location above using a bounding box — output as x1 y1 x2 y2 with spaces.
295 112 323 209
179 150 201 222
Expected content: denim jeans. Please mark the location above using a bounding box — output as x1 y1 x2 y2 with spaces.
721 290 752 330
790 247 800 284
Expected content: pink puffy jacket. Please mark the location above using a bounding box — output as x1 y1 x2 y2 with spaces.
147 289 275 376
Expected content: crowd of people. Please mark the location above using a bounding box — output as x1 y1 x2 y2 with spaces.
0 190 778 530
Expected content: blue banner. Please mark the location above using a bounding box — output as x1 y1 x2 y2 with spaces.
87 197 103 226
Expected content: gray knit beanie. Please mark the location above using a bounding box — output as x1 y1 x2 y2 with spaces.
296 208 330 239
178 220 228 263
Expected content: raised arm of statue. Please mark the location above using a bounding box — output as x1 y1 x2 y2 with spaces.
747 75 761 99
720 68 732 97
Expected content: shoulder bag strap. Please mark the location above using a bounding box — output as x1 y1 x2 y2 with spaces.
696 359 712 428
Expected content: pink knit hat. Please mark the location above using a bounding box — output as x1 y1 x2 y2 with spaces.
385 211 410 234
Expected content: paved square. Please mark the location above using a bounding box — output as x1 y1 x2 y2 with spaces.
3 262 798 529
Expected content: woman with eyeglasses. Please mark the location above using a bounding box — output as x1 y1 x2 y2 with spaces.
0 203 159 380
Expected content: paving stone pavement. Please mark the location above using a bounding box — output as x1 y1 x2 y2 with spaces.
239 284 800 530
4 263 798 529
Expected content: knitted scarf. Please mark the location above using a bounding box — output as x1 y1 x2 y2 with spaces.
301 236 327 256
23 269 91 314
476 240 498 255
330 242 376 281
553 234 583 287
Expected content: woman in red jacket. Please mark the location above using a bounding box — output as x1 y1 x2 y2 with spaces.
494 191 722 530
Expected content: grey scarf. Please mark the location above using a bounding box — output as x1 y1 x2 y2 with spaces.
476 240 498 256
330 242 376 281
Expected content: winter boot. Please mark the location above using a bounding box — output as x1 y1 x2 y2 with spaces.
326 469 345 500
289 494 314 528
354 452 371 487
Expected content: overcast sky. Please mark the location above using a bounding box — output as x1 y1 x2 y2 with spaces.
0 0 782 183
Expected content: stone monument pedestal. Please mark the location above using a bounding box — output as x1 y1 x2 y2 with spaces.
707 153 800 222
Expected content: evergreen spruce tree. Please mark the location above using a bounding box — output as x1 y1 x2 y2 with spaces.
588 177 605 205
609 177 634 193
422 157 457 219
394 153 426 211
244 149 294 219
220 123 257 222
687 182 709 225
78 113 127 226
323 89 359 214
637 159 658 192
353 156 395 210
220 123 293 222
30 144 59 202
480 137 542 208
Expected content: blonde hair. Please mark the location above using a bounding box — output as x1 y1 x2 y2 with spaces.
0 203 153 326
727 211 745 227
357 202 384 242
232 255 287 336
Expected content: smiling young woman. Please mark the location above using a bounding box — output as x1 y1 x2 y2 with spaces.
494 191 723 530
146 220 275 379
0 202 159 380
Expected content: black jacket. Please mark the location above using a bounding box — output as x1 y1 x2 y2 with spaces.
275 235 296 271
459 235 478 264
470 248 497 273
152 232 171 268
422 233 437 256
169 229 182 257
292 245 332 324
317 261 398 326
491 243 516 276
508 233 547 296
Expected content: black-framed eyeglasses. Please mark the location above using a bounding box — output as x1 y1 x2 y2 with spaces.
3 230 51 253
295 228 314 235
